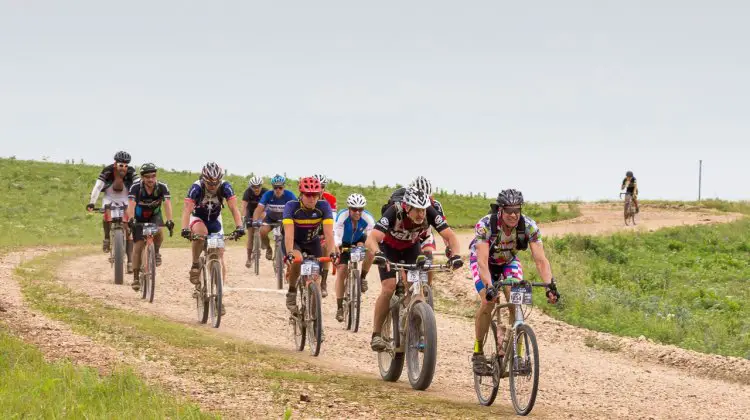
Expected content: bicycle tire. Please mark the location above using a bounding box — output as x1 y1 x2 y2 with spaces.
474 321 500 406
406 302 438 390
306 281 323 356
196 259 209 324
378 307 404 382
349 269 361 332
293 282 306 351
509 324 540 416
113 229 125 285
253 230 261 276
146 242 156 303
275 240 283 289
209 261 223 328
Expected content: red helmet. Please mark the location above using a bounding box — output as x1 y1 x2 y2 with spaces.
298 176 322 193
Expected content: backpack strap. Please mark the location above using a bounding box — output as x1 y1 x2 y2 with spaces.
488 203 528 252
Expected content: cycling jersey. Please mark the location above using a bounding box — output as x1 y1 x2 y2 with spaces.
622 177 638 194
374 205 449 250
128 181 170 221
322 192 337 214
259 189 297 222
185 180 235 222
90 164 138 207
334 209 375 247
242 186 268 218
468 214 541 266
282 200 334 244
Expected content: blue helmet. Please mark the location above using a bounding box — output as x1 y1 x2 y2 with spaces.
271 174 286 187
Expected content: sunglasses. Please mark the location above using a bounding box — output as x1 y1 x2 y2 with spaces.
116 162 128 168
503 207 521 215
349 207 364 213
273 186 284 190
302 192 319 198
204 179 220 187
142 174 156 179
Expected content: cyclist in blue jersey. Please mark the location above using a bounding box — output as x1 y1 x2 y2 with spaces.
181 162 245 297
282 176 338 315
251 174 297 261
333 193 375 322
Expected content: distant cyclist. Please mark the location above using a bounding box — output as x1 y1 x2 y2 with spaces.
251 174 297 261
126 163 174 291
333 193 375 322
241 176 268 267
86 150 137 273
181 162 245 311
621 170 640 213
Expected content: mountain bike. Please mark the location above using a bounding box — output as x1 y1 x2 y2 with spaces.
620 192 636 226
377 256 451 391
133 221 173 303
473 279 549 415
248 222 262 275
93 203 128 285
340 245 366 332
289 254 333 357
189 231 240 328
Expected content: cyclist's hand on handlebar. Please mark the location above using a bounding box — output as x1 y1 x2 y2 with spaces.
127 218 135 231
448 254 463 270
181 228 191 240
231 226 245 239
373 252 387 266
330 252 341 265
86 203 95 212
165 220 175 236
252 219 263 228
545 278 560 304
284 252 295 265
485 285 498 302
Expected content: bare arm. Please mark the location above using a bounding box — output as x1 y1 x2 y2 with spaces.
475 242 492 289
182 199 195 230
252 203 265 222
529 241 553 284
226 197 242 227
437 227 461 255
284 221 295 256
164 198 173 221
366 230 385 256
126 198 136 221
241 200 248 219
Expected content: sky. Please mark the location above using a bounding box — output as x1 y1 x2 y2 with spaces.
1 1 748 201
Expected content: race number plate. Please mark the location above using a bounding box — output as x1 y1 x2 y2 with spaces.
142 224 159 236
510 285 533 305
301 261 317 276
110 207 124 218
350 248 365 262
407 270 427 283
207 234 225 249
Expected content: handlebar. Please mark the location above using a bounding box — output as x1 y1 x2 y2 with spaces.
189 233 241 241
387 260 453 271
492 280 548 289
292 256 332 264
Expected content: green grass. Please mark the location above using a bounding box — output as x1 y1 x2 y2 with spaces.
0 157 580 251
518 219 750 359
0 327 214 419
11 248 525 418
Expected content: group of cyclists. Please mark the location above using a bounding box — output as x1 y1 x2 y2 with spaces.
88 151 567 373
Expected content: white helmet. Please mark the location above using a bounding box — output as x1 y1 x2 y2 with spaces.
312 174 328 187
403 186 430 209
346 193 367 208
201 162 223 181
248 176 263 187
409 176 432 196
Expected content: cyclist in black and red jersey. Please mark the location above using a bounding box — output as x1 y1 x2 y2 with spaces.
365 186 463 351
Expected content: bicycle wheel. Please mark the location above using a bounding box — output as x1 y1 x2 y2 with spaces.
209 261 223 328
378 306 404 382
509 324 540 416
624 198 631 226
406 301 438 390
146 242 156 303
196 259 209 324
292 282 306 351
275 240 283 289
348 269 361 332
113 229 125 285
474 321 501 406
140 246 148 300
253 230 261 276
306 281 323 356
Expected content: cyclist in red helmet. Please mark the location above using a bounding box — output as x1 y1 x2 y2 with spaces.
281 176 339 315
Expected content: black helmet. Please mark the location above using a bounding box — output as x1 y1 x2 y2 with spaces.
114 151 131 164
626 170 634 177
497 189 524 207
140 162 157 175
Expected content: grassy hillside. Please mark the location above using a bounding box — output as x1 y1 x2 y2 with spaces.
0 157 579 250
518 214 750 359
